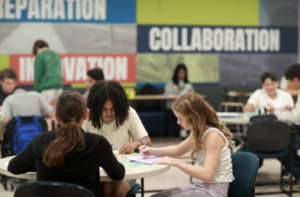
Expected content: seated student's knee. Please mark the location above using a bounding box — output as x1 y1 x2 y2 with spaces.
103 180 130 197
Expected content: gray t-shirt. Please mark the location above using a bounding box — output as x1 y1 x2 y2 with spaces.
2 91 52 119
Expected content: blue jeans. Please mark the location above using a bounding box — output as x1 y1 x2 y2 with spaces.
128 179 136 188
280 132 300 180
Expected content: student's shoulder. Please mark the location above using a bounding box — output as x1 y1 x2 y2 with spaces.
277 89 292 98
84 132 110 148
128 107 139 118
252 89 263 95
32 131 56 145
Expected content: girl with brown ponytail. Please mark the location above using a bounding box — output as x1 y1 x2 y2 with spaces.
140 92 235 197
8 90 125 197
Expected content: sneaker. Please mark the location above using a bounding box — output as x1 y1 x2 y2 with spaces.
282 173 294 181
285 179 300 188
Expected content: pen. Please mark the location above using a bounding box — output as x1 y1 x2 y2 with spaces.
144 140 146 149
111 143 113 147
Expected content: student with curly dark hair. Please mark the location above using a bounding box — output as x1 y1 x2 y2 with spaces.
8 90 125 197
83 81 152 197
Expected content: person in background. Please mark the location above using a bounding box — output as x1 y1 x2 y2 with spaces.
243 72 294 113
140 92 234 197
83 81 152 197
33 40 63 106
1 88 54 126
0 68 18 141
165 64 194 139
83 68 104 102
280 75 299 98
0 68 17 111
8 90 125 197
266 64 300 185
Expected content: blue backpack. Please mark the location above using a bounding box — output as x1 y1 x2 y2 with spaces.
13 115 44 154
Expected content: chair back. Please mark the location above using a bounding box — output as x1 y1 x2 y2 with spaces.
14 181 95 197
247 119 291 152
249 114 277 122
228 152 259 197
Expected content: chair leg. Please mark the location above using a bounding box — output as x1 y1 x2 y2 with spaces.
290 145 293 197
141 178 144 197
1 175 7 191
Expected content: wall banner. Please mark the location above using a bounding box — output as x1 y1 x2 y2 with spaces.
0 0 136 23
138 25 298 53
10 54 136 85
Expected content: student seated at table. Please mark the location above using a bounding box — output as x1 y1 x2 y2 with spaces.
165 64 194 139
8 90 125 197
140 92 234 197
1 88 54 126
0 68 18 140
0 68 18 111
83 81 152 197
266 64 300 185
165 64 194 108
83 68 105 102
243 72 294 113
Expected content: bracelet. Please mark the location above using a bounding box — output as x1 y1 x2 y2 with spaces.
138 140 143 145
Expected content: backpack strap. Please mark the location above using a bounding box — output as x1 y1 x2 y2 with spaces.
14 116 22 127
32 115 40 122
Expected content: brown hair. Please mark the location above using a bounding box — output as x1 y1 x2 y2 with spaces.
32 40 49 56
0 68 17 81
261 72 278 83
172 92 234 161
43 90 87 168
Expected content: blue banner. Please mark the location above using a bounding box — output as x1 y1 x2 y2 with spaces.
137 25 298 53
0 0 136 23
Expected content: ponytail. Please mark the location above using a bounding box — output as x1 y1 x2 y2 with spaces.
43 121 86 168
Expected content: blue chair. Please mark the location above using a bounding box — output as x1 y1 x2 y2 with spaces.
14 181 95 197
242 117 293 196
126 183 141 197
228 152 259 197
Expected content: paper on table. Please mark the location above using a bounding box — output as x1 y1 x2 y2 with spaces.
113 150 119 154
126 156 160 164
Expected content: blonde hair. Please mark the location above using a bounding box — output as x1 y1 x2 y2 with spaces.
172 92 234 161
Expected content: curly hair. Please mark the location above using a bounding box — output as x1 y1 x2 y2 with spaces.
87 81 129 129
172 92 234 162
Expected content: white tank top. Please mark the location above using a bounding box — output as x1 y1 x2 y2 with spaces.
194 128 235 183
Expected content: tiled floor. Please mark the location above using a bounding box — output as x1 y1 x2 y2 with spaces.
1 137 300 197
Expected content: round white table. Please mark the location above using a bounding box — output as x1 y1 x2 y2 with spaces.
0 154 170 181
0 153 170 196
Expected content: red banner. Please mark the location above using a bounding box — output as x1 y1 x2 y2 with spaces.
10 54 136 85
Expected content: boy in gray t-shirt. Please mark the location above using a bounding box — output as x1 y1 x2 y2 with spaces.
2 89 54 126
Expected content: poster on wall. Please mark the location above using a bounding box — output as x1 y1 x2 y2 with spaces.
9 54 136 86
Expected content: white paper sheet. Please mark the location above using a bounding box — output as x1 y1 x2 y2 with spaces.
126 156 160 164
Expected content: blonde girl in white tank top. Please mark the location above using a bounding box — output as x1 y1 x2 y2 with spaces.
139 92 235 197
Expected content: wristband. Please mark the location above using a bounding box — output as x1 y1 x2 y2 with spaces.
138 140 143 145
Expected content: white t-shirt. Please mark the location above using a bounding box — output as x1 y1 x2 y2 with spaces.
247 89 294 112
82 107 148 150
